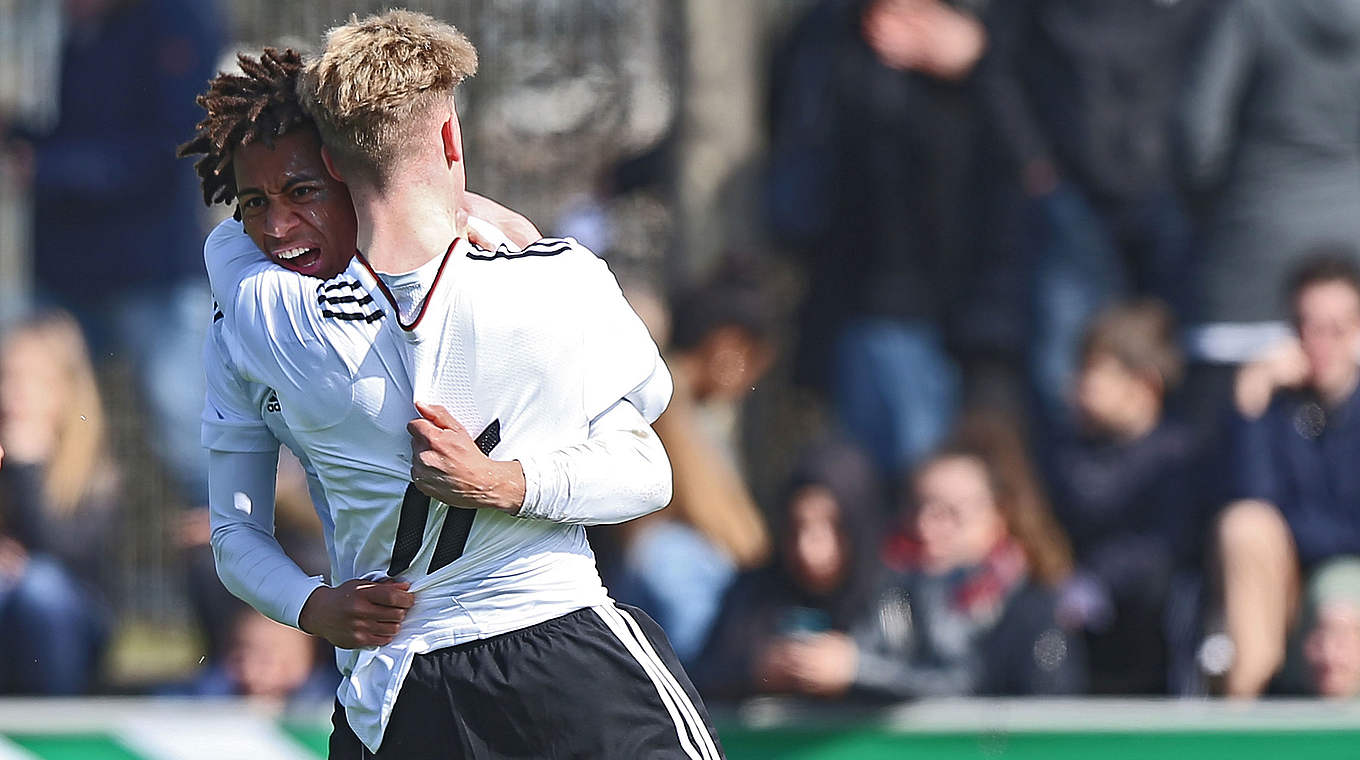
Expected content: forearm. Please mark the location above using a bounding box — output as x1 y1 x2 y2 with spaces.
463 193 541 249
515 400 672 525
652 399 769 568
208 449 324 628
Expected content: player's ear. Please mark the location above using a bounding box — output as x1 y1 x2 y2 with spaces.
442 111 463 168
320 145 345 183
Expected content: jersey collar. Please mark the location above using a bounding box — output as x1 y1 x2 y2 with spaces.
354 239 460 332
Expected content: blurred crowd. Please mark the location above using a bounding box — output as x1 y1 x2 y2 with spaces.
3 0 1360 709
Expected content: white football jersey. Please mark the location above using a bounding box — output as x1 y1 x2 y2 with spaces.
204 218 670 751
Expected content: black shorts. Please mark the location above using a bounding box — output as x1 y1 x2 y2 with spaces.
329 603 725 759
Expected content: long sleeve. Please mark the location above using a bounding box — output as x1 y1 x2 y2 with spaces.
515 399 672 525
203 313 324 629
208 449 324 628
1225 405 1281 506
1176 0 1259 192
508 239 674 525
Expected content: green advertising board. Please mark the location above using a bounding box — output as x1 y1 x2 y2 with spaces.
0 698 1354 759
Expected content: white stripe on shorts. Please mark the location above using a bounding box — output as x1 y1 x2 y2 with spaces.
612 606 721 760
594 604 720 760
591 605 707 760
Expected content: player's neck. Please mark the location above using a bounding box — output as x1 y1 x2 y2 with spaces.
355 187 468 275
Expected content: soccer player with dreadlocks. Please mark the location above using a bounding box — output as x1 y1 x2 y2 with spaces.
180 48 355 281
185 40 692 758
183 46 411 652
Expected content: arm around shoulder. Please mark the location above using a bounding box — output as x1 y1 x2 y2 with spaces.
515 398 672 525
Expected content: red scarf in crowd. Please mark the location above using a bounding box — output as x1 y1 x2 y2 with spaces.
883 532 1030 623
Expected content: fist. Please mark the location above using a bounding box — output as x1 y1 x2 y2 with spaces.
408 402 525 514
298 578 415 649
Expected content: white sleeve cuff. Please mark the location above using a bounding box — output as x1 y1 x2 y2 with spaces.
514 453 561 521
278 575 326 630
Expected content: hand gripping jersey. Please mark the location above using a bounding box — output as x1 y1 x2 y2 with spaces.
204 218 671 751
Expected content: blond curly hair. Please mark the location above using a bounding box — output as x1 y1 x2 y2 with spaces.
299 9 478 186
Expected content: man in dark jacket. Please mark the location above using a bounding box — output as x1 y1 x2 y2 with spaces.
7 0 222 506
1177 0 1360 419
980 0 1212 427
766 0 1002 481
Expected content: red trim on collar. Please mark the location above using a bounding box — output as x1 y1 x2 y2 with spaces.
355 238 459 332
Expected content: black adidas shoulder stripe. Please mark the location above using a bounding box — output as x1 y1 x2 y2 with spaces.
466 238 574 261
320 309 384 323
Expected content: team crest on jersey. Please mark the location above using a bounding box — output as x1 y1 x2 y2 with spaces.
317 276 384 323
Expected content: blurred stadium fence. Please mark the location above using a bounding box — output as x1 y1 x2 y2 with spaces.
0 698 1356 760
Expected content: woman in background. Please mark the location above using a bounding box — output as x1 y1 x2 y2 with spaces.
692 441 891 701
0 310 120 693
882 415 1086 696
695 420 1086 702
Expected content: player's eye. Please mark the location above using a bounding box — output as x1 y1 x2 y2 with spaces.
292 186 319 200
240 196 266 213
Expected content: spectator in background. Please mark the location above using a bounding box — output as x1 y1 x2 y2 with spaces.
608 257 775 664
881 416 1086 696
1303 559 1360 700
179 604 337 703
981 0 1211 428
4 0 221 507
766 0 994 481
692 441 894 702
0 310 119 694
1049 301 1203 694
1218 252 1360 697
1176 0 1360 431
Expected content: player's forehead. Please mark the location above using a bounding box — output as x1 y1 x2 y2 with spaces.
233 130 328 194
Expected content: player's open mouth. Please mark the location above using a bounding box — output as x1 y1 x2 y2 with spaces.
275 246 318 261
272 246 324 273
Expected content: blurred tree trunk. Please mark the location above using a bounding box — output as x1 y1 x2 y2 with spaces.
673 0 770 284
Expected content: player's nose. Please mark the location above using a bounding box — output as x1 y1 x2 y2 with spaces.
263 203 302 238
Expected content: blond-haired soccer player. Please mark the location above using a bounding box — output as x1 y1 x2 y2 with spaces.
202 12 722 760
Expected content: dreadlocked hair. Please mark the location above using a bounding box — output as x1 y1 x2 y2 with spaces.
177 47 313 215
